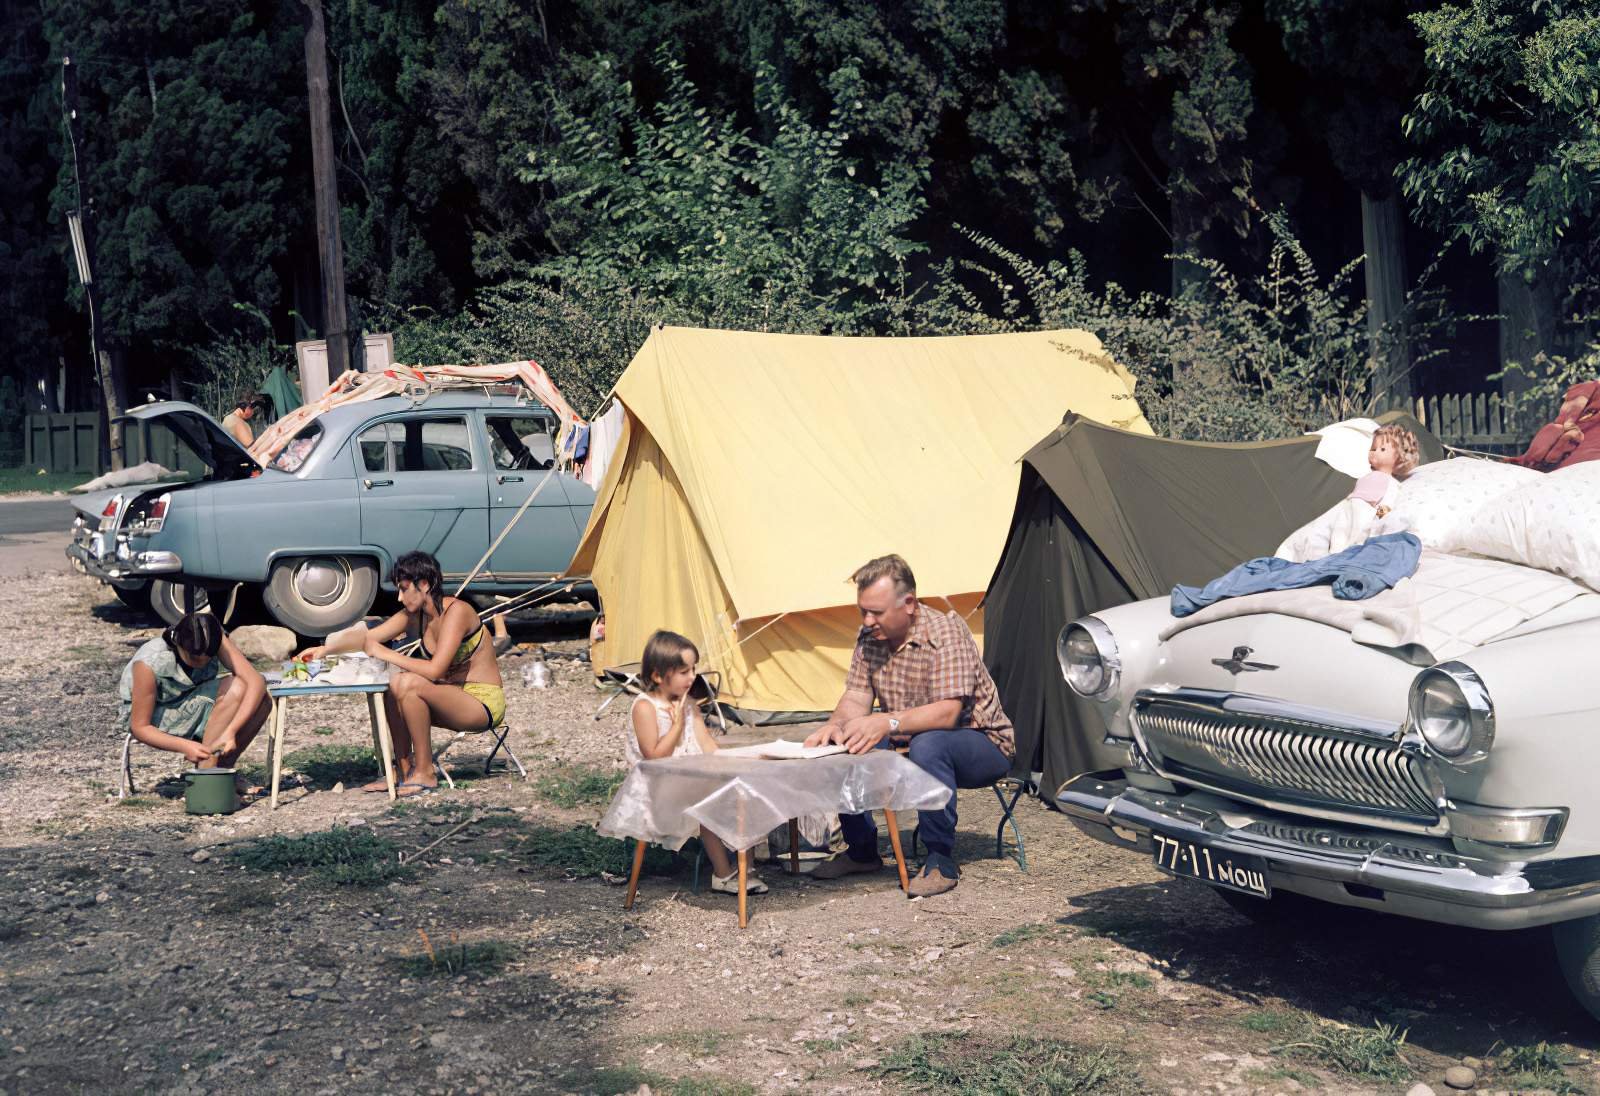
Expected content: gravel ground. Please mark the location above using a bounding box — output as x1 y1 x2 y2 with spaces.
1 571 1599 1095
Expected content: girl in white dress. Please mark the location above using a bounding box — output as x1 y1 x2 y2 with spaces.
629 630 767 895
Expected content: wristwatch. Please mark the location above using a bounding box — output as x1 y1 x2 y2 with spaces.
887 716 901 734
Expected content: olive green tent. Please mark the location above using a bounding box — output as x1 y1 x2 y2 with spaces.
258 365 303 424
982 411 1443 797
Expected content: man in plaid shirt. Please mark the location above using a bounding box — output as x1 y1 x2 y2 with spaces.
804 554 1015 896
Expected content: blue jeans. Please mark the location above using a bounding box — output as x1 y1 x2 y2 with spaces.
840 728 1011 870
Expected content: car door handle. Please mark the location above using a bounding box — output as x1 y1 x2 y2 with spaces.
497 474 524 484
363 478 394 489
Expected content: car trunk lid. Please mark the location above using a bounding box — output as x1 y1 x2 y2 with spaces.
117 401 262 481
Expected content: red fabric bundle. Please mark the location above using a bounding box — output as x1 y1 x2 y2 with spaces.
1512 380 1600 472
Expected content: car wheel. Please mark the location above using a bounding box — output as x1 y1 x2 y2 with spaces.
112 583 152 612
263 555 378 637
1552 916 1600 1021
150 580 235 626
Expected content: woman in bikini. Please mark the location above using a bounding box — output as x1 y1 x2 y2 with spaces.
297 550 504 796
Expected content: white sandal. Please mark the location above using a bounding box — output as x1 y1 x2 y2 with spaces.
710 871 768 896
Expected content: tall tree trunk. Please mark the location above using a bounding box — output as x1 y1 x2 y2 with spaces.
1497 271 1558 397
1170 188 1205 300
301 0 350 390
1361 190 1410 406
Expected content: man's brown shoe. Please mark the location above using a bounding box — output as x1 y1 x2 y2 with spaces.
810 854 884 880
906 863 958 897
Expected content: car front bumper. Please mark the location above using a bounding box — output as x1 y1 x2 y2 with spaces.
1057 771 1600 931
66 540 181 586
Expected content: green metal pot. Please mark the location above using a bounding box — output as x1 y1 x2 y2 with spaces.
184 768 239 815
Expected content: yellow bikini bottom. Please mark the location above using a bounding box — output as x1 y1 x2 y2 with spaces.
462 682 506 728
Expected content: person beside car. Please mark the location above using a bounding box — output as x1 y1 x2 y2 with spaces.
803 554 1016 896
221 392 273 448
299 551 505 797
119 612 271 792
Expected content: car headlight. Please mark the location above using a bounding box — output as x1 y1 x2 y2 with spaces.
1057 618 1120 699
1408 662 1494 765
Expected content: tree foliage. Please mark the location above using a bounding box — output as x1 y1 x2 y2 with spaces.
1399 0 1600 311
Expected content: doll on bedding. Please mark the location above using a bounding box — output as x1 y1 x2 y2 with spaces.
1276 424 1420 563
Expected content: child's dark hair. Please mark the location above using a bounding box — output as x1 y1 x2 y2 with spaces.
390 550 445 610
236 392 274 416
641 629 698 688
163 612 223 661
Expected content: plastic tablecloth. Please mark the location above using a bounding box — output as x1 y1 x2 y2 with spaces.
597 751 952 853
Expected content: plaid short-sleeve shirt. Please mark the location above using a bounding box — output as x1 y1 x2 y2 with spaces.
844 607 1015 759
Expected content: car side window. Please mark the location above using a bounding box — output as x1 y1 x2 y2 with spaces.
358 422 393 473
357 418 475 473
486 415 555 471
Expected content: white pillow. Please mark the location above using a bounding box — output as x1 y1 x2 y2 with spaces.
1391 457 1542 550
1452 461 1600 591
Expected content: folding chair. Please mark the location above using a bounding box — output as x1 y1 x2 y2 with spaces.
894 745 1034 871
431 716 528 788
594 662 730 730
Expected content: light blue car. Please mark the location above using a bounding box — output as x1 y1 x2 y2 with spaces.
66 392 595 634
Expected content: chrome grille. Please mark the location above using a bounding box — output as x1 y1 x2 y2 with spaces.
1135 690 1438 827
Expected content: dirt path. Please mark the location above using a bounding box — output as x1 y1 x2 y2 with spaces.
1 571 1597 1095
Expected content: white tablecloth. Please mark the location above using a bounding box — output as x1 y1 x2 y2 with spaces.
597 751 952 852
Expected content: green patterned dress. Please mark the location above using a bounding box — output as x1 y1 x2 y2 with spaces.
117 637 224 740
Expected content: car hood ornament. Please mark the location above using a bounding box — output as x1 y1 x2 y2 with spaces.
1212 646 1278 675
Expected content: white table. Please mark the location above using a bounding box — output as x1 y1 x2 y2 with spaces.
264 681 395 809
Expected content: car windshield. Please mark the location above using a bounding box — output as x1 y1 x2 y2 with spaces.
270 422 323 473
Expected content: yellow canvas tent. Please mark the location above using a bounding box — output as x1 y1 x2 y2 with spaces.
568 325 1151 712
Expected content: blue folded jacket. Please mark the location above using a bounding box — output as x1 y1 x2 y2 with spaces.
1171 532 1422 618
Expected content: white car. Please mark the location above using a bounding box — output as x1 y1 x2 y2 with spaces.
1054 472 1600 1021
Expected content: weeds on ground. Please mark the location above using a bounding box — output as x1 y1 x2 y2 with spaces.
1271 1019 1410 1082
877 1033 1149 1095
394 929 517 979
1244 1065 1323 1089
116 797 161 809
582 1066 756 1096
312 726 335 737
535 763 627 808
1496 1041 1584 1093
231 827 414 886
991 923 1056 949
520 825 675 878
282 744 378 786
1240 1008 1302 1034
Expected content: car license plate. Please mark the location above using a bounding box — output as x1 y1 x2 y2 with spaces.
1150 831 1270 898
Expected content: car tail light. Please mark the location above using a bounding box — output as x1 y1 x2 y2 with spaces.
141 494 171 534
98 494 124 532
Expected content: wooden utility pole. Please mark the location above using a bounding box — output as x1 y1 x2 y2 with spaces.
61 55 123 470
301 0 351 381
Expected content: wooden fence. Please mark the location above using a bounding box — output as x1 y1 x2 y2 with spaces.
23 413 195 476
1378 392 1546 456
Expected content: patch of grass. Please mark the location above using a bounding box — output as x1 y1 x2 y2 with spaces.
1241 1008 1301 1034
842 991 873 1007
116 796 163 810
991 923 1056 949
878 1033 1149 1095
311 726 335 736
656 1030 731 1056
1272 1020 1410 1083
231 827 415 886
520 825 675 878
282 744 378 787
66 644 103 659
1086 990 1118 1010
1099 970 1152 990
1244 1066 1322 1089
1498 1041 1583 1093
0 468 84 495
582 1066 756 1096
536 763 627 808
394 932 517 979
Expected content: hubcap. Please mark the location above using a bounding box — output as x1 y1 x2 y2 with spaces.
292 557 351 607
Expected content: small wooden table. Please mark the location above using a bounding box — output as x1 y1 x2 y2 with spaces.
265 681 395 809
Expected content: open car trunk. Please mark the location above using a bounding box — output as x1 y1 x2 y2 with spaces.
116 401 264 482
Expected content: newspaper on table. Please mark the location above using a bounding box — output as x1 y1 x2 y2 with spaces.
715 738 848 761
